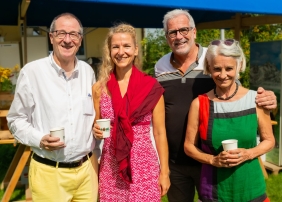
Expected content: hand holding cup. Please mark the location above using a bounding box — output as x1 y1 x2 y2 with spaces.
95 119 111 138
50 127 65 143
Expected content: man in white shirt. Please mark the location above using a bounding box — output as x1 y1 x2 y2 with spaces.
7 13 98 201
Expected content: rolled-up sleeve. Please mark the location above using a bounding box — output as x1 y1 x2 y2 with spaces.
7 70 45 148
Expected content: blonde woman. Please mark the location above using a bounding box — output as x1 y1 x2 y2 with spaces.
92 23 170 201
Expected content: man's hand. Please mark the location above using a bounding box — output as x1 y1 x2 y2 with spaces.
40 134 65 151
256 87 277 110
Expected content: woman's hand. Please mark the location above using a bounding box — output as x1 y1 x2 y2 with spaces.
226 148 252 167
158 172 170 196
212 149 252 168
92 123 103 139
211 151 230 168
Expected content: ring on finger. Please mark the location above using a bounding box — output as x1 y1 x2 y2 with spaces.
238 153 241 158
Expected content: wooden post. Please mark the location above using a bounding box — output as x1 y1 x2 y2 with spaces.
234 13 241 41
258 156 268 179
1 146 31 202
0 144 25 190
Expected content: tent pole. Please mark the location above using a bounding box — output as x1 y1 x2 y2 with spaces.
23 15 27 65
234 13 241 41
21 0 30 18
220 29 225 40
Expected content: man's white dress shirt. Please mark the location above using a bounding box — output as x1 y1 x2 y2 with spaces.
7 53 96 162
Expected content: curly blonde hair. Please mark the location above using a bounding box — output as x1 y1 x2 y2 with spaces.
98 23 140 87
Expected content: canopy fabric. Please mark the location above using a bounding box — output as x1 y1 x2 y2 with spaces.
1 0 282 28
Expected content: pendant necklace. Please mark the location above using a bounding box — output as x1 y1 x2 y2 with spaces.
214 82 239 100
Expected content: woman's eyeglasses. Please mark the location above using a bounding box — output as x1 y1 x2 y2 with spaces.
166 27 194 39
210 39 236 46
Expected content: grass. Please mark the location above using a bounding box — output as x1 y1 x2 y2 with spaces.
1 174 282 202
161 192 198 202
161 171 282 202
266 171 282 201
1 172 281 202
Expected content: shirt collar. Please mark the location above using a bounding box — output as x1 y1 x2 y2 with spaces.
169 43 203 69
49 52 79 76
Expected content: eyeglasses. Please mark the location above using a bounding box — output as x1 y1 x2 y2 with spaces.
51 30 82 41
166 27 194 38
210 39 236 46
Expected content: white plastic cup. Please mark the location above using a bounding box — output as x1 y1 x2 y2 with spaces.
50 127 65 142
96 119 111 138
221 139 238 151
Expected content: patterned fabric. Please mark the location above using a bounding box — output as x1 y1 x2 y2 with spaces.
99 92 161 202
107 66 164 183
198 91 268 202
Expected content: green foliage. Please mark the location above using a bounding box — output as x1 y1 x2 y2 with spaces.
0 145 17 180
141 29 170 76
0 145 25 201
196 29 221 47
0 78 14 92
239 66 250 88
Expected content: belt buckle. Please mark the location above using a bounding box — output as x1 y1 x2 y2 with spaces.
77 160 83 167
72 159 83 168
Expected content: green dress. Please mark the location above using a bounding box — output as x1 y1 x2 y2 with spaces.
198 90 268 202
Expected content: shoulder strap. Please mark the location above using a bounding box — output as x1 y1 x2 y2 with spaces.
198 94 210 140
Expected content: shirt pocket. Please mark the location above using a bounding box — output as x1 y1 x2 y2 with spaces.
82 95 94 116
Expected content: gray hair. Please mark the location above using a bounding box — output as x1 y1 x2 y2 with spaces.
49 13 83 35
203 39 246 79
162 9 195 32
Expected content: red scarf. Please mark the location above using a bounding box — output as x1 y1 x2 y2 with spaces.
107 66 164 183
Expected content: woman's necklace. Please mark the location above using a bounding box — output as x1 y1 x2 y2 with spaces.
214 82 239 100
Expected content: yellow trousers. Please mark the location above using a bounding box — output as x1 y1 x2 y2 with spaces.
29 154 98 202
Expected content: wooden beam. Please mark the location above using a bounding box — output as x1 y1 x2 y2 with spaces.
1 146 31 202
0 110 9 117
0 94 14 101
0 130 13 140
21 0 31 18
196 19 235 30
197 14 282 30
242 15 282 26
234 13 241 41
0 144 25 190
259 157 268 179
23 15 28 65
0 138 15 144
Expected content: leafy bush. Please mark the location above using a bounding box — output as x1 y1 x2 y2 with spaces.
141 29 170 76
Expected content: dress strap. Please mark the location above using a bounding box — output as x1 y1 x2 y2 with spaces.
198 94 210 141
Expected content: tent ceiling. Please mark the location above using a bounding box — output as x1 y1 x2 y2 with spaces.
1 0 282 28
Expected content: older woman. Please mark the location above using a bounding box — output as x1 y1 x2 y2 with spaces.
184 39 274 202
92 23 170 201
